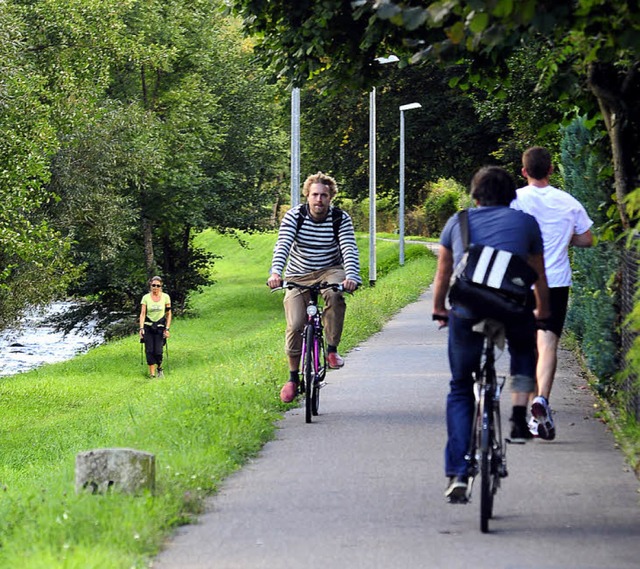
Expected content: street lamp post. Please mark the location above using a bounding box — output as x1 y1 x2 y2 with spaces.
399 102 422 266
291 87 301 207
369 55 399 286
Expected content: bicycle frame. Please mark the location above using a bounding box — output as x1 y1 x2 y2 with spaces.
300 290 327 423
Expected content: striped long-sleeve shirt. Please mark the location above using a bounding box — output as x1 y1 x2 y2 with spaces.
270 204 362 283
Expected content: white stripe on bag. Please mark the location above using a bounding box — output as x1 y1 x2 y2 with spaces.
486 250 511 288
472 246 495 285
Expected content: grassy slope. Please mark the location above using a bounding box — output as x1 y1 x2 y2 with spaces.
0 231 436 568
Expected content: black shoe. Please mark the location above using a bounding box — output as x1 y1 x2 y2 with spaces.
508 419 533 444
445 476 469 503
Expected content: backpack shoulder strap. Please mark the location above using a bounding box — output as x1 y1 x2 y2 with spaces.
294 204 308 237
458 209 470 251
331 207 343 243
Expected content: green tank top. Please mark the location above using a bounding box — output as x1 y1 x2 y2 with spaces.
141 292 171 322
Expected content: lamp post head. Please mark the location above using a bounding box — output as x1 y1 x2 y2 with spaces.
375 55 399 65
399 102 422 112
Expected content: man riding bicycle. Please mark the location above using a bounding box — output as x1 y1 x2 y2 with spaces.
432 166 550 502
267 172 361 403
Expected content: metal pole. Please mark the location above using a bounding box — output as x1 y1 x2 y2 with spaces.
367 55 398 286
291 87 301 207
398 103 421 267
399 109 406 266
368 88 377 286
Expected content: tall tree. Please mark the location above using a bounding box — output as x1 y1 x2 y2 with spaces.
0 2 79 329
9 0 287 332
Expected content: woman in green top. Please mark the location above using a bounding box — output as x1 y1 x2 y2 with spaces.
139 276 172 378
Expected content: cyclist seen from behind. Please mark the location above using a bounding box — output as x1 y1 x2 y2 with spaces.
267 172 361 403
432 166 550 502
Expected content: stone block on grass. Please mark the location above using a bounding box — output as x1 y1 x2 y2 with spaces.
75 448 155 495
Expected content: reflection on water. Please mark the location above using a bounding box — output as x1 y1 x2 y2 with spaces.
0 301 103 377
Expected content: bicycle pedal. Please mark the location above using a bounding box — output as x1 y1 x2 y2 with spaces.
317 381 327 389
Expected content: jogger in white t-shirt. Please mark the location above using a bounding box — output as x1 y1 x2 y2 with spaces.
512 146 594 440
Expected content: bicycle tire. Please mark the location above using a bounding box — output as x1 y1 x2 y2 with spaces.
479 384 493 533
311 376 320 416
303 324 314 423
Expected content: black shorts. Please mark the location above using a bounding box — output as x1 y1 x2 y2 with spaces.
544 287 570 337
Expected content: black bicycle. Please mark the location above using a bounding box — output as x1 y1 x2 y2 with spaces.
275 281 346 423
465 318 509 533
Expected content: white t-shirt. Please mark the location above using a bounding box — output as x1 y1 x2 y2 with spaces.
511 185 593 287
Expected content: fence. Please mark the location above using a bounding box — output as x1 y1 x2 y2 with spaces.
620 243 640 421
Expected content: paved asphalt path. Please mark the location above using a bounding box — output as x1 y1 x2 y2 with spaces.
154 288 640 569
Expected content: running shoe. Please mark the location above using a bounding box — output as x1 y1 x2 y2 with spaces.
445 476 469 503
528 416 539 437
531 396 555 441
157 367 164 378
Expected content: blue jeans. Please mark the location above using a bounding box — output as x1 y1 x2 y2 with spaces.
445 309 536 477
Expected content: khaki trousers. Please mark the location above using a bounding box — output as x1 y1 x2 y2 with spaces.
283 267 346 356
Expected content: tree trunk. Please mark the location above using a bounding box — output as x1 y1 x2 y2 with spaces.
588 62 639 230
142 217 155 275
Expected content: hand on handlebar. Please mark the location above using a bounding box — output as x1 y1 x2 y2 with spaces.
267 274 282 289
432 312 449 330
342 278 358 293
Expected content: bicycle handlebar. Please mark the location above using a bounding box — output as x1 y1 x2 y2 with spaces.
270 280 353 294
269 281 359 295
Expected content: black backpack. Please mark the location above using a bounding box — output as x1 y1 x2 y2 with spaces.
294 204 343 243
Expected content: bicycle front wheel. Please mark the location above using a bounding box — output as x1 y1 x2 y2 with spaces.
303 324 315 424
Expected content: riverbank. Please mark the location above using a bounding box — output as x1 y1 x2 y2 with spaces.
0 230 435 568
0 301 102 377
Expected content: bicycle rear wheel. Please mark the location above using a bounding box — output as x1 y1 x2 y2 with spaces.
303 325 314 423
479 385 494 533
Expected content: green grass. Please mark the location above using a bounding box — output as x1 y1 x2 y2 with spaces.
376 232 438 243
0 230 436 568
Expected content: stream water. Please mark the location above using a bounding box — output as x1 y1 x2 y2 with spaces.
0 301 103 377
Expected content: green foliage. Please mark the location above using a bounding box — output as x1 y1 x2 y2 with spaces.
0 230 436 567
230 0 639 224
0 0 288 334
423 177 470 236
0 2 79 328
298 63 505 204
562 117 619 387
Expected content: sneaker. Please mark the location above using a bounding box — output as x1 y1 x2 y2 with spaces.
531 396 556 441
326 352 344 369
279 380 299 403
528 416 539 437
157 367 164 378
445 476 469 503
508 419 533 444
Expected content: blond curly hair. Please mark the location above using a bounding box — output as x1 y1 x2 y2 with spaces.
302 171 338 199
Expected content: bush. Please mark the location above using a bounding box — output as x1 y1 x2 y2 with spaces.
423 178 471 236
562 116 619 387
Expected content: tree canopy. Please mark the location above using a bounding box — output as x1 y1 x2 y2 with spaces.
232 0 639 225
0 0 288 333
